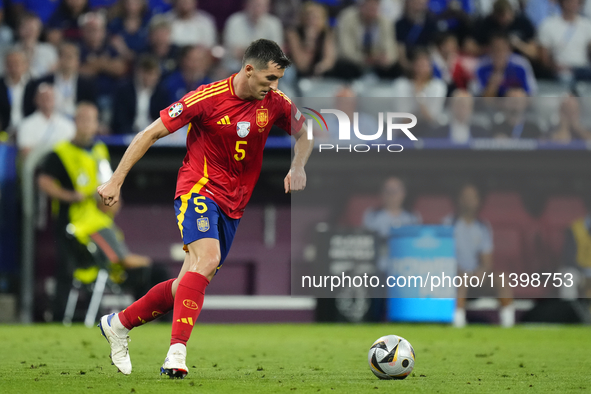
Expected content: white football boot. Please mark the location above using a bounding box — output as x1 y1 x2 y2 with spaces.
160 343 188 379
98 313 132 375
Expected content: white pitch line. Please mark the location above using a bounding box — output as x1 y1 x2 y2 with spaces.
202 296 317 310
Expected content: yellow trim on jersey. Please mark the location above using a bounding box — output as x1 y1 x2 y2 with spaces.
176 156 209 236
184 80 227 103
228 75 235 96
187 123 192 135
272 89 292 104
185 84 229 106
186 88 229 107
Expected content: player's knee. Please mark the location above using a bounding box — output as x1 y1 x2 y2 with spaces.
190 253 221 277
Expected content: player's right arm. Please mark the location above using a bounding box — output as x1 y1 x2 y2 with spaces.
98 118 169 207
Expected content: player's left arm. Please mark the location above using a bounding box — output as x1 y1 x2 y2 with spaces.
284 122 313 193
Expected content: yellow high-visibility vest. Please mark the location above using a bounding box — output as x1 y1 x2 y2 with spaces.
571 218 591 269
53 141 113 245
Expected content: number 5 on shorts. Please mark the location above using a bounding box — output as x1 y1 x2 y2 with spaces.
194 195 208 213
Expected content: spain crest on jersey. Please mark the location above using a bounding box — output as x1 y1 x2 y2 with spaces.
237 121 250 138
256 108 269 127
197 217 210 232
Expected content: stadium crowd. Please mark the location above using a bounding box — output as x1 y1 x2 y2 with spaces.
0 0 591 145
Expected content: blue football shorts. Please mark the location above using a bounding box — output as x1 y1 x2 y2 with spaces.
174 193 240 273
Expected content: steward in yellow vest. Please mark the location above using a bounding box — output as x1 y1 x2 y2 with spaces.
564 214 591 297
37 103 165 321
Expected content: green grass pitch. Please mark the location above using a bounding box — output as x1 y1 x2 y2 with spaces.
0 323 589 393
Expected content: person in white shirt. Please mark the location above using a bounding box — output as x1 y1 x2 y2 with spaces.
539 0 591 85
363 177 421 238
165 0 217 48
443 184 514 328
430 89 490 142
392 49 447 133
322 86 381 142
223 0 284 72
0 48 30 131
24 42 98 119
111 55 170 134
17 83 75 156
14 13 58 79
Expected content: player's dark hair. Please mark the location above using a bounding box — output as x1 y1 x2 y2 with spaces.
242 39 291 70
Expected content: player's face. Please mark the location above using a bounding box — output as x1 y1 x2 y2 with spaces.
248 61 285 100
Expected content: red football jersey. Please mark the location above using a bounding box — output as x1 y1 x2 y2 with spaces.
160 75 305 219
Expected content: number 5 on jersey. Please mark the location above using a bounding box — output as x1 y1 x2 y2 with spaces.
234 141 247 161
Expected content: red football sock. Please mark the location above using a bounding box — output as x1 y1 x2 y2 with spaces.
170 272 209 346
119 278 175 330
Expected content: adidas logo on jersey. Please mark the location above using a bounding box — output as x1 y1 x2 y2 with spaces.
217 115 231 125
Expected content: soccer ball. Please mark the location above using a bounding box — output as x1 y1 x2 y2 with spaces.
367 335 415 380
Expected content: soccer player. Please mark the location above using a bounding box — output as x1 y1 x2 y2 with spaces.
96 39 312 378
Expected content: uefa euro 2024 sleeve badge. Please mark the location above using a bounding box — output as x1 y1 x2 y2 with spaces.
168 102 183 118
237 121 250 138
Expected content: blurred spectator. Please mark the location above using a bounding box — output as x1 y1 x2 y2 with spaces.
363 176 421 238
472 0 537 62
563 213 591 297
430 89 490 142
431 33 476 90
392 49 446 130
0 6 14 59
223 0 284 73
395 0 438 70
0 48 30 130
273 0 302 28
24 42 97 118
314 0 356 20
111 55 169 134
380 0 404 23
490 88 542 139
108 0 150 57
525 0 561 28
551 95 591 142
46 0 91 45
472 33 537 97
539 0 591 87
444 183 514 328
148 0 174 15
37 102 162 322
142 15 179 77
334 0 398 80
426 0 472 45
322 86 380 141
78 12 127 103
286 2 336 78
16 84 75 156
162 45 212 102
165 0 217 48
10 0 61 24
470 0 519 17
14 13 58 78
